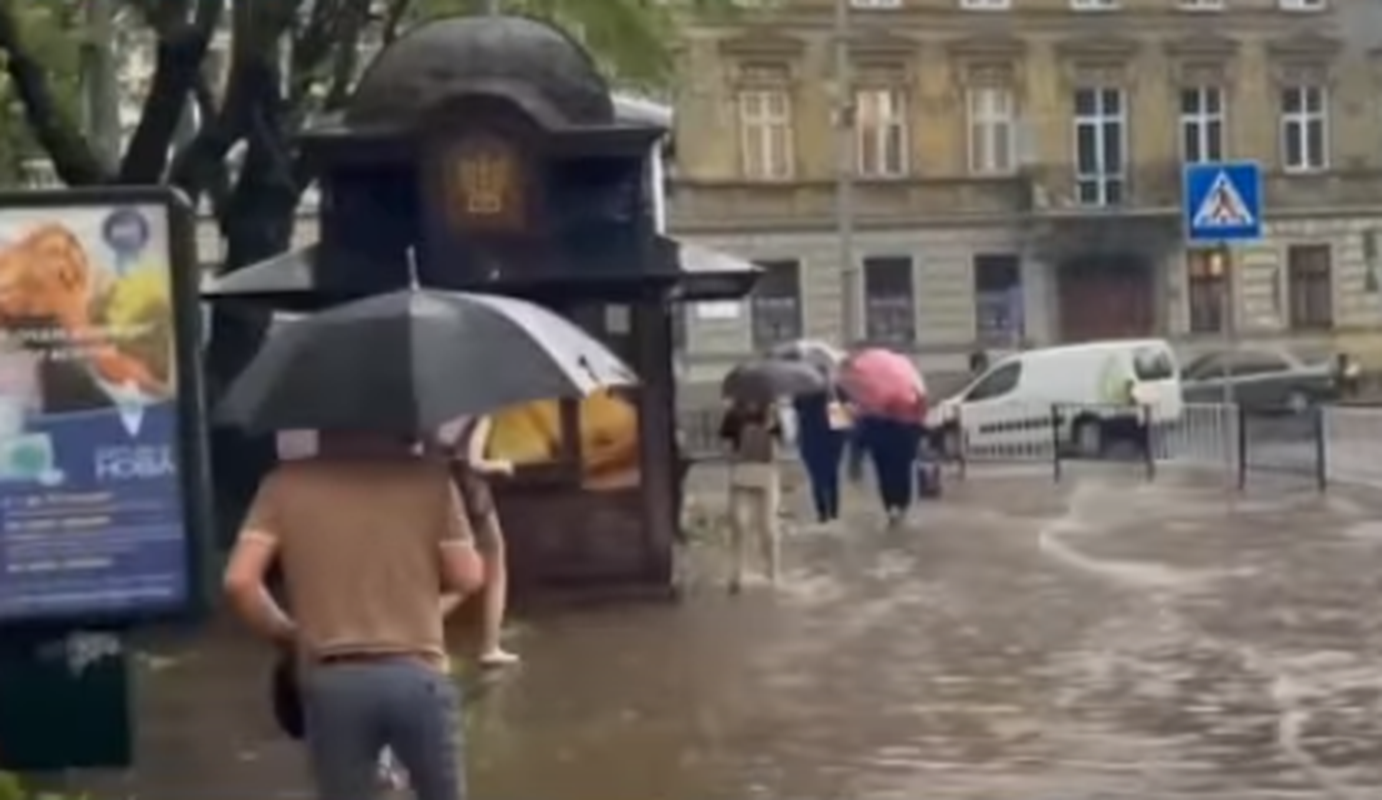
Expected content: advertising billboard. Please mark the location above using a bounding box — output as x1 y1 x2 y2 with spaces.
0 189 209 628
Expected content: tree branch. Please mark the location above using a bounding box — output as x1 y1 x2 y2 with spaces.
382 0 411 45
0 0 107 185
191 75 232 218
118 0 222 183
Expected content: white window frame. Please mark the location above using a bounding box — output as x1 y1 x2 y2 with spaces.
738 89 794 180
1280 84 1328 174
851 0 902 8
967 86 1016 175
960 0 1010 9
1178 0 1224 9
1072 86 1127 207
1071 0 1119 10
855 87 909 178
1278 0 1325 11
1180 85 1225 165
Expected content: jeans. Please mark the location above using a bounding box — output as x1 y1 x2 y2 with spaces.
301 657 464 800
859 417 923 513
799 430 845 521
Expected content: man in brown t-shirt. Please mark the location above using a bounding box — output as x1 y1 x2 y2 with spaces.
223 431 485 800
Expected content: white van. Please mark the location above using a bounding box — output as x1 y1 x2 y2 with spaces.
928 339 1183 457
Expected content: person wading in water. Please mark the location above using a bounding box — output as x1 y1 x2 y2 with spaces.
224 430 485 800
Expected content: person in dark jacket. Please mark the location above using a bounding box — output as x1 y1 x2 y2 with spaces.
792 387 849 524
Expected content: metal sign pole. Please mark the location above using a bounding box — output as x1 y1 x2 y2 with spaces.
1218 241 1233 406
833 0 857 345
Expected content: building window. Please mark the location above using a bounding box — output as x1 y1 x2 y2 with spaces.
1280 85 1328 173
960 0 1010 9
1286 244 1333 330
1071 0 1119 9
862 256 915 344
1180 86 1224 164
738 89 794 180
855 87 909 177
1185 249 1230 334
968 86 1015 175
750 260 803 349
1073 86 1126 206
973 253 1023 344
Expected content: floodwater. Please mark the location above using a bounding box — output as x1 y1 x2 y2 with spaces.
70 465 1382 799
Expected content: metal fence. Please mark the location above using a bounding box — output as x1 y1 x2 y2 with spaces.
677 400 1382 493
1322 404 1382 489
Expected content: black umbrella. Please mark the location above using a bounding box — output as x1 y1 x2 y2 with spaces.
217 289 635 433
722 359 828 404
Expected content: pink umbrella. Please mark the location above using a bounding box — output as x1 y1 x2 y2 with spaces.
841 348 926 420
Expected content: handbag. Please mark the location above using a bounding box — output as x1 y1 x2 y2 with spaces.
826 400 852 430
270 652 306 740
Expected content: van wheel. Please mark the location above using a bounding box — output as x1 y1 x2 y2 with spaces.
1072 417 1103 458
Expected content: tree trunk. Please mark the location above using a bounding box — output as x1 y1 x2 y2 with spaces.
204 73 302 546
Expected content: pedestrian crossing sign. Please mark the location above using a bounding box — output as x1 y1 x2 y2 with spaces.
1184 161 1262 243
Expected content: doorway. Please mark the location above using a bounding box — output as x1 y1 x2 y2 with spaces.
1057 257 1155 342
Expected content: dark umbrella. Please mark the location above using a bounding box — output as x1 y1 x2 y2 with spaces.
722 359 828 404
217 289 635 433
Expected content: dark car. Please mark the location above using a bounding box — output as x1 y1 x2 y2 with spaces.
1180 345 1349 412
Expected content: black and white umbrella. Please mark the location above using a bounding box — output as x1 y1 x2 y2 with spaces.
217 289 636 433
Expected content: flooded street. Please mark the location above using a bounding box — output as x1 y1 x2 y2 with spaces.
82 465 1382 799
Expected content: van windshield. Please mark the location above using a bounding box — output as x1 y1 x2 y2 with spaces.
1133 347 1176 381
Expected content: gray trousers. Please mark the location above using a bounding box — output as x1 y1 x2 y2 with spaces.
300 657 464 800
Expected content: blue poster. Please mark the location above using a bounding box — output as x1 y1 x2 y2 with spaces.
0 205 188 623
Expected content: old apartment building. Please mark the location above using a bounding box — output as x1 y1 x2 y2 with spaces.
669 0 1382 379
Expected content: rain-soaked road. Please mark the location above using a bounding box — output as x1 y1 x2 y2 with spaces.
74 464 1382 799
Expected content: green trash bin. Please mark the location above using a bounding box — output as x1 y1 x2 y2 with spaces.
0 631 132 771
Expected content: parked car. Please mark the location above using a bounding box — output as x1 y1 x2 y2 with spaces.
1179 345 1349 412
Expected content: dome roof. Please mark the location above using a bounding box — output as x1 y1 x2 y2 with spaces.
346 15 614 130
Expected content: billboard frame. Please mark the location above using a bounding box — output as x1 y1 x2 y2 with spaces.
0 186 212 632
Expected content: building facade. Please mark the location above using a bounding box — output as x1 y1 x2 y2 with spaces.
669 0 1382 382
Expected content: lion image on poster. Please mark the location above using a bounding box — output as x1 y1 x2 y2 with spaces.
0 223 171 414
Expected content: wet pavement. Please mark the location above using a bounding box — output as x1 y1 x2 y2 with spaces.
70 464 1382 799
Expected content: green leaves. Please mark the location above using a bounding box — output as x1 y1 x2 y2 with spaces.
407 0 736 90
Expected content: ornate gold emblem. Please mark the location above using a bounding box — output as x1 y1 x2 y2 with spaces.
446 136 524 231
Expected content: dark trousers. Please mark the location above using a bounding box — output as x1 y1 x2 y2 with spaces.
799 429 845 521
845 426 867 483
859 417 923 512
302 657 464 800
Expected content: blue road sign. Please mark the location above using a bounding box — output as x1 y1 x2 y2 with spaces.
1184 161 1262 243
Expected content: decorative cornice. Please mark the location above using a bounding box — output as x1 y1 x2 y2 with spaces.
1266 31 1342 61
847 29 918 60
1055 35 1140 62
717 29 806 58
945 34 1026 61
1163 33 1239 60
